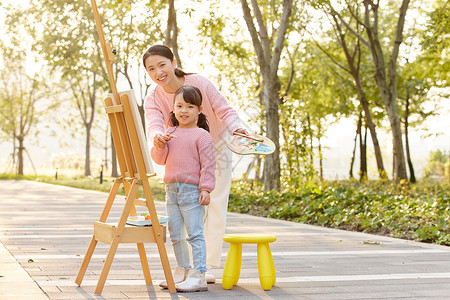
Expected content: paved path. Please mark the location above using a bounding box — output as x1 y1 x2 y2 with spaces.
0 180 449 299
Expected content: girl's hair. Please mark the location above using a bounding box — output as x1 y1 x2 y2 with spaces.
169 86 210 132
142 45 192 78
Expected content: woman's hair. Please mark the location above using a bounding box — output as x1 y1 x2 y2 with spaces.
169 85 210 132
142 45 191 78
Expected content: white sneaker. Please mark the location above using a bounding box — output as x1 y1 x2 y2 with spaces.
175 269 208 292
159 267 188 289
205 271 216 284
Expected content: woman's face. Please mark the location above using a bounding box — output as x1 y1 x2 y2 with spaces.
144 55 177 87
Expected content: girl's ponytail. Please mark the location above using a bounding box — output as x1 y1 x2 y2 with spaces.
169 111 179 127
197 112 210 132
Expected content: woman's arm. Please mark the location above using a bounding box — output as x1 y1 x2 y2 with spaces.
201 75 245 135
144 91 166 143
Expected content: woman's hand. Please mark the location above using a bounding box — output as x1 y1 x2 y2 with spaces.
233 128 249 136
153 133 175 150
198 190 210 206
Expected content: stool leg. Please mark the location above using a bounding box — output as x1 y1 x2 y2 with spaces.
222 242 241 289
268 244 276 286
257 243 273 290
233 243 242 285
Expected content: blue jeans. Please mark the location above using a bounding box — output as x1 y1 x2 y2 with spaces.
165 182 206 272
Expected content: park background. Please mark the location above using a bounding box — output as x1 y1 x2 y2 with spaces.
0 0 449 244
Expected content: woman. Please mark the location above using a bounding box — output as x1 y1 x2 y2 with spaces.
143 45 247 284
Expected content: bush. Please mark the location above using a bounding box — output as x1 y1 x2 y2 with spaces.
228 179 450 246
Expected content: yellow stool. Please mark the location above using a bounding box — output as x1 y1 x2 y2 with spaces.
222 233 276 290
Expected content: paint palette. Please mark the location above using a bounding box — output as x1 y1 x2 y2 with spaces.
226 132 275 155
126 215 169 226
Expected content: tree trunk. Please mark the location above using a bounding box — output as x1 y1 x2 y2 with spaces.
165 0 182 68
404 94 416 183
85 124 91 176
386 95 407 180
17 137 24 175
354 76 387 180
281 116 293 178
307 113 314 170
318 122 323 180
359 117 367 181
255 156 262 182
263 80 281 190
363 0 410 180
349 113 362 179
240 0 293 191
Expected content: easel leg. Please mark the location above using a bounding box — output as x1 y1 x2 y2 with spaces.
99 179 122 221
75 237 98 286
95 236 120 294
137 243 152 284
95 180 139 295
75 178 121 287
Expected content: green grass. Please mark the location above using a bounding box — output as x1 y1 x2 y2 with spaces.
0 174 166 202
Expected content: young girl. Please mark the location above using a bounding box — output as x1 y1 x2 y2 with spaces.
151 85 215 292
144 45 247 283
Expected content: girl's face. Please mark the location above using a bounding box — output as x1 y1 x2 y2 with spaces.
173 93 201 128
144 55 177 87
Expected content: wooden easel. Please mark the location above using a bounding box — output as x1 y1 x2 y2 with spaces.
74 0 175 294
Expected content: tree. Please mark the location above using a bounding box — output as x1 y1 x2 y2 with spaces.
396 0 449 182
320 0 411 181
30 0 108 176
312 2 387 180
363 0 410 181
165 0 182 67
0 8 52 175
240 0 294 191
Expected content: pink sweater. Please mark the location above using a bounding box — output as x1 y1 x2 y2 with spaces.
150 127 216 193
145 74 242 145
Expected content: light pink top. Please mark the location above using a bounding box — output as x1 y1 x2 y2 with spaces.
150 127 216 193
144 74 242 144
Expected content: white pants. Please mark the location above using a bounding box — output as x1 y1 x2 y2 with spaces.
204 140 233 268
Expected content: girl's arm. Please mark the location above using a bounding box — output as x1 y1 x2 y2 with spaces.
150 145 168 166
197 133 216 193
198 190 210 206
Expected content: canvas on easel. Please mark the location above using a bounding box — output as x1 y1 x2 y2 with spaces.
74 0 175 294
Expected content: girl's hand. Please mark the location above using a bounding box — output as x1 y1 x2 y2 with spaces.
154 133 176 150
198 191 210 206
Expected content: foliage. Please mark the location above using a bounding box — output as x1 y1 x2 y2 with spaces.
229 179 450 246
423 149 450 178
279 43 352 182
27 0 167 176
